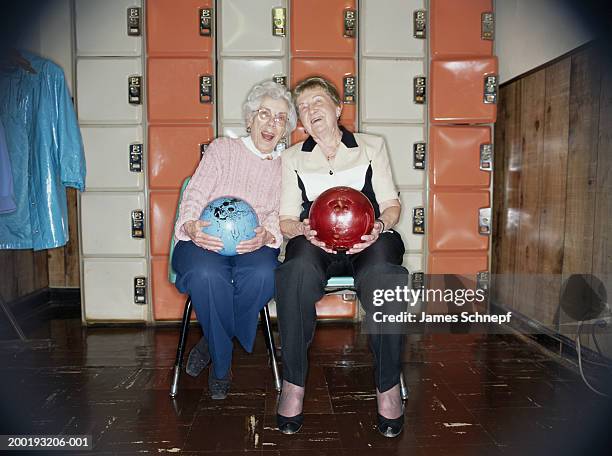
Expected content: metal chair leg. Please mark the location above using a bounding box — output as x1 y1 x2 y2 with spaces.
400 370 409 401
260 304 282 392
170 297 193 398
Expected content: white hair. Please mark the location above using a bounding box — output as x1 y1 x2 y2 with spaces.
242 80 297 133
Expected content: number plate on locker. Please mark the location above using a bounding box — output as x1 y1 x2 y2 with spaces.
343 75 356 104
412 207 425 234
413 10 426 39
127 7 141 36
272 7 286 37
343 9 357 38
134 277 147 304
414 77 426 104
129 143 143 172
200 8 213 36
131 210 144 238
413 142 426 170
200 75 213 103
128 76 142 105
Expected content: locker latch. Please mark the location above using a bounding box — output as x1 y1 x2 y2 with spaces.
413 10 426 39
481 12 495 40
131 210 145 238
128 75 142 105
478 207 491 235
200 75 214 103
476 271 489 291
200 142 210 156
200 8 213 36
134 277 147 305
272 74 287 87
343 9 357 38
483 75 498 104
411 271 425 290
272 7 286 37
127 7 141 36
342 292 357 301
129 143 143 172
412 207 425 234
480 144 493 171
414 76 426 104
413 142 426 170
343 75 356 103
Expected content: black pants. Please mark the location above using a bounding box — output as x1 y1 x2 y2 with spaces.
275 231 408 393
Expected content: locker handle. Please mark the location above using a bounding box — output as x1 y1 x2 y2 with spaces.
413 10 426 39
272 7 286 37
128 75 142 105
413 142 426 170
412 207 425 235
343 75 356 104
414 76 426 104
478 208 491 235
483 75 498 104
480 144 493 171
129 143 143 172
131 210 145 238
481 12 495 40
343 9 357 38
134 277 147 305
200 75 214 104
200 8 213 36
127 7 141 36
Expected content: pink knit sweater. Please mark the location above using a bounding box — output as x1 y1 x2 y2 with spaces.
174 137 283 249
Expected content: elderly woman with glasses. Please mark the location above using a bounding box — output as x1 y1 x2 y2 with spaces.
275 77 409 437
172 80 297 400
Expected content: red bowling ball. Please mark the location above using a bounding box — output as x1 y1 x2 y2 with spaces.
309 186 375 251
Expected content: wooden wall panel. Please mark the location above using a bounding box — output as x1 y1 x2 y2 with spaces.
513 71 545 320
0 249 49 303
47 188 80 288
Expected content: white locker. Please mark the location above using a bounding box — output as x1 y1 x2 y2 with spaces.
221 125 248 138
360 0 425 58
219 0 287 57
219 58 287 123
362 124 425 187
81 192 146 257
76 58 143 124
404 253 423 272
394 190 424 252
81 126 144 191
75 0 143 56
361 59 425 123
82 258 148 321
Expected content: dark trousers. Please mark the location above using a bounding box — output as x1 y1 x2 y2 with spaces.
275 231 408 393
173 240 279 378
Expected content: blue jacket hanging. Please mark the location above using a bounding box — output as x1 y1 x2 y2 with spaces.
0 119 16 214
0 51 86 250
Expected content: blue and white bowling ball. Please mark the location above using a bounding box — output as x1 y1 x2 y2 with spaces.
199 197 259 256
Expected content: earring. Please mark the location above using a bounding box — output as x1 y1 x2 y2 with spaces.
246 126 251 133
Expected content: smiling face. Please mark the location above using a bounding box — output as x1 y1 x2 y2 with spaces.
296 87 342 139
247 96 289 154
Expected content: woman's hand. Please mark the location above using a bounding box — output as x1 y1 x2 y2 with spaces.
346 220 384 254
236 226 272 254
303 218 336 254
183 220 223 252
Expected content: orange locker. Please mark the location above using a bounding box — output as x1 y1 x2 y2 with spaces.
146 0 213 57
315 295 357 320
429 126 492 188
148 125 213 190
430 57 498 124
430 0 494 58
291 0 356 57
147 57 214 123
428 252 488 275
149 190 180 257
428 191 490 252
291 58 356 122
151 257 195 320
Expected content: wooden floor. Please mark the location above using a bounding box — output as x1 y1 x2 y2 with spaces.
1 306 611 455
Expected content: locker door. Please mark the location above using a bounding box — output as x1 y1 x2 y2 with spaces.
147 58 214 123
76 58 143 124
149 191 180 257
430 0 493 58
393 190 424 252
361 0 425 58
315 295 356 320
151 257 192 320
220 0 287 57
148 125 213 190
221 125 248 139
430 126 492 188
291 0 356 57
220 59 287 123
361 59 425 123
75 0 142 56
428 252 488 274
81 126 144 191
428 191 490 252
83 258 148 321
430 57 498 124
81 192 146 256
362 125 425 187
291 58 356 125
146 0 213 56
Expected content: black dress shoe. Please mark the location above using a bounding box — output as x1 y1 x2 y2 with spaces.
277 413 304 435
376 413 404 438
208 369 231 400
185 336 210 378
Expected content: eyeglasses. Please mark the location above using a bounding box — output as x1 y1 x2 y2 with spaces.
254 108 288 127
